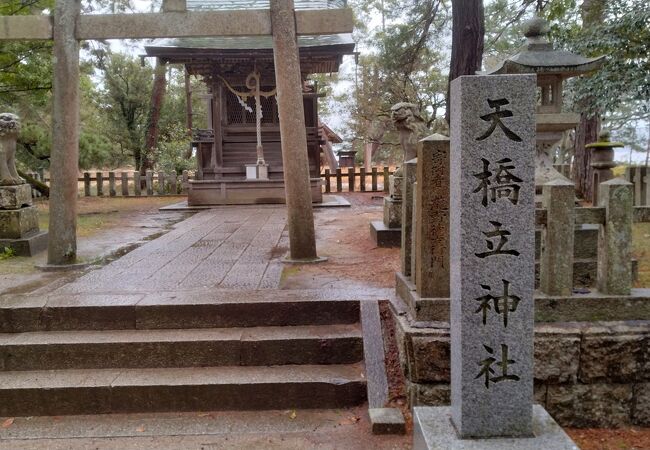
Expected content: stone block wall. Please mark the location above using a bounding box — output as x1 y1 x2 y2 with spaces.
394 312 650 427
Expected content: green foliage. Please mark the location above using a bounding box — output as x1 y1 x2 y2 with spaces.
95 51 154 169
483 0 536 64
547 0 650 121
0 247 15 261
155 123 194 174
0 1 54 109
318 0 451 163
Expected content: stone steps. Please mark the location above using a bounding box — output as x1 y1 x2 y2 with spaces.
0 324 364 371
1 295 360 332
0 364 367 416
0 293 369 417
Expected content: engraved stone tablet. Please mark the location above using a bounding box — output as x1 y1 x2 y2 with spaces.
450 74 536 438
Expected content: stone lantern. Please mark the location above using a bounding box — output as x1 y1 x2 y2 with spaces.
586 129 623 204
484 17 605 190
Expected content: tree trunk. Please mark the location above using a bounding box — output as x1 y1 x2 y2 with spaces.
140 58 167 175
446 0 485 122
571 0 605 201
572 112 599 200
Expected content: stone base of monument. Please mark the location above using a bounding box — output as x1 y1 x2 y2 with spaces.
0 185 47 256
0 230 48 256
369 220 401 247
369 408 406 435
413 406 578 450
395 271 449 322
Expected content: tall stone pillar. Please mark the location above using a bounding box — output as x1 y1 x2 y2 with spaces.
270 0 318 261
48 0 81 265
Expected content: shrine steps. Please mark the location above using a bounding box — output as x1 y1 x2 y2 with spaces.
0 364 367 416
0 324 363 371
0 296 368 416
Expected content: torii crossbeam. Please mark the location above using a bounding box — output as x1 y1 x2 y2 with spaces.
0 0 352 265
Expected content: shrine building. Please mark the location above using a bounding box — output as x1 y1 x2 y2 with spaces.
144 0 354 205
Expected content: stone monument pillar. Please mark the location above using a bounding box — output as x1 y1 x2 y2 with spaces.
0 113 48 256
413 75 576 448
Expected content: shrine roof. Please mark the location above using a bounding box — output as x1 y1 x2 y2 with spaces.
146 33 355 52
144 0 354 75
186 0 347 10
144 34 355 75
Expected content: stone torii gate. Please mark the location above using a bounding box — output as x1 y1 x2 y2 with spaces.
0 0 352 265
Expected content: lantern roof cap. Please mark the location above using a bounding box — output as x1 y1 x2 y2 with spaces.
484 16 605 77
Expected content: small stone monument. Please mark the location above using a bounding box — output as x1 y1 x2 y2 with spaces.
0 113 48 256
413 75 576 449
586 130 623 205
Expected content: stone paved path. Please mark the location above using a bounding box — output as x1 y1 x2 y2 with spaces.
57 206 288 294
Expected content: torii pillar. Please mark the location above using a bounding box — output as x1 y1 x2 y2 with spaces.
48 0 81 265
270 0 320 261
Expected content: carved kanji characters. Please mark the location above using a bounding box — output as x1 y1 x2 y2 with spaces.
473 158 523 207
474 279 521 327
475 344 520 388
476 98 522 142
475 221 520 258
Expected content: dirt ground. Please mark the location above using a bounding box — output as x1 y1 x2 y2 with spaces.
280 193 399 290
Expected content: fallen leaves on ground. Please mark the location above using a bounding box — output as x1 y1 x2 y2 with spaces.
338 415 361 426
288 410 297 420
1 418 14 428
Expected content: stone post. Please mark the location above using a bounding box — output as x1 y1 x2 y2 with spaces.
157 171 165 195
400 158 417 277
108 171 116 197
450 75 536 438
47 0 81 265
539 179 575 296
410 183 418 287
597 178 633 295
270 0 318 261
83 172 90 197
415 134 450 298
121 172 129 196
181 170 189 193
96 171 103 197
146 170 154 196
134 172 142 196
170 170 177 194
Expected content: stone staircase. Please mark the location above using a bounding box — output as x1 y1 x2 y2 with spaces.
0 293 368 416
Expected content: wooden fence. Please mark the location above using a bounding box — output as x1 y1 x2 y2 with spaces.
321 166 395 193
625 165 649 206
76 170 191 197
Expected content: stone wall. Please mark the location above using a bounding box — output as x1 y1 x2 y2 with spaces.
393 311 650 427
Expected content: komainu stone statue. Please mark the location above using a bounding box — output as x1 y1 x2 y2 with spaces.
0 113 24 185
390 102 430 162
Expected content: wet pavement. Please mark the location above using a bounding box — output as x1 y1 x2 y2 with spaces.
56 206 288 294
